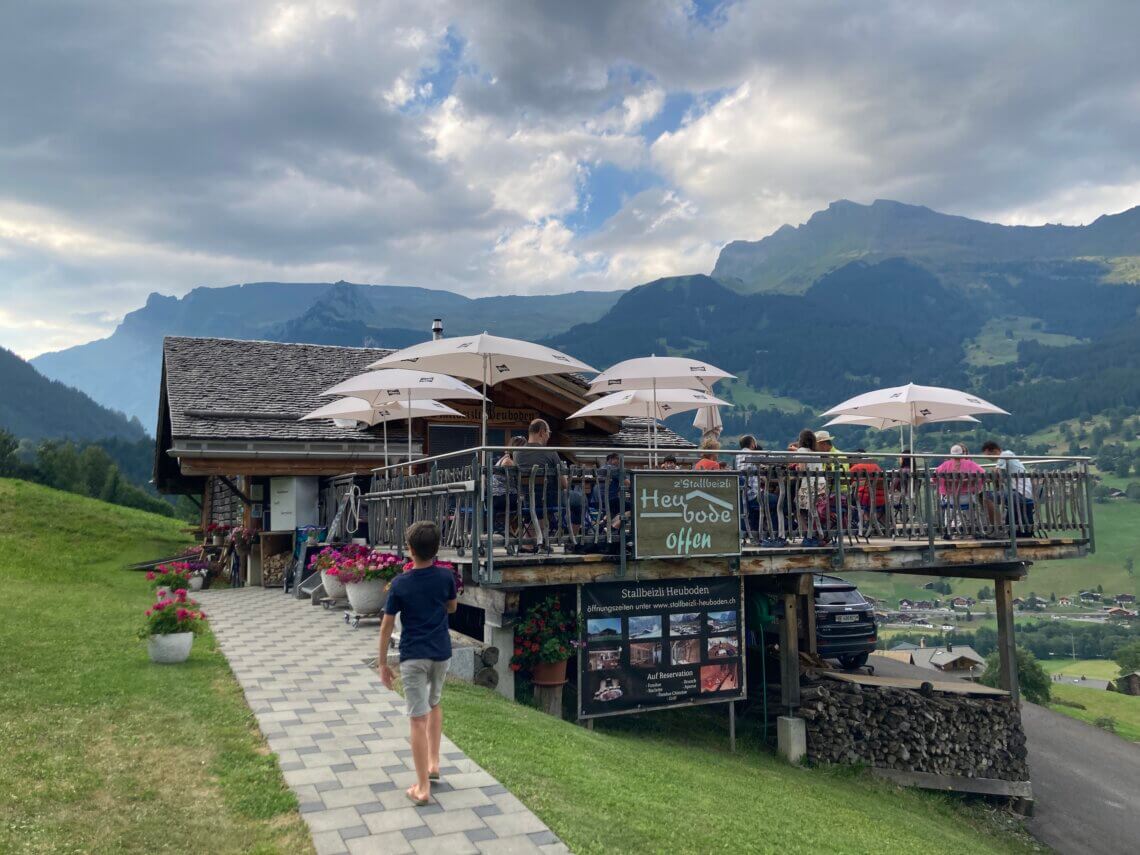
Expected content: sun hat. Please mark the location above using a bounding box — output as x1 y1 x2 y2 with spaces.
950 444 965 456
815 430 834 443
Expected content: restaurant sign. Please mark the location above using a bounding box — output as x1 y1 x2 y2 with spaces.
631 472 741 559
578 577 746 719
430 404 538 426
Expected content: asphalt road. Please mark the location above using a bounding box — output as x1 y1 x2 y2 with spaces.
1021 702 1140 855
865 655 1140 854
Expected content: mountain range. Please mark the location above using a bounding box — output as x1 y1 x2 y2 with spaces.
22 198 1140 445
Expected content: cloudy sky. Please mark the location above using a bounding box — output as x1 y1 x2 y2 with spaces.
3 1 1139 357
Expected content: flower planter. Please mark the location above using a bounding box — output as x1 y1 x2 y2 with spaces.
212 534 223 546
147 632 194 664
531 658 569 687
189 576 204 592
322 570 347 600
345 579 388 614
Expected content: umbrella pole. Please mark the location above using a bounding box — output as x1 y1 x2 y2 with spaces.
384 419 389 469
482 355 489 465
408 390 413 475
652 378 658 466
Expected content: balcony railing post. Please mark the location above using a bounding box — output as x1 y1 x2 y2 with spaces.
618 452 627 578
922 458 935 557
1005 456 1018 559
1082 459 1096 553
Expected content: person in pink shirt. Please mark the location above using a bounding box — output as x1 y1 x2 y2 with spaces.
934 444 986 502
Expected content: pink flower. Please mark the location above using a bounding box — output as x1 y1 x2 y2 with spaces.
146 571 155 581
153 601 167 611
145 609 153 617
176 608 190 620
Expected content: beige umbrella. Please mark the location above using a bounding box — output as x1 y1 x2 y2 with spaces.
301 397 465 467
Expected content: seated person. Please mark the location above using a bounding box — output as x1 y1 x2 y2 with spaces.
693 436 722 470
934 444 986 507
513 419 567 523
848 449 887 527
660 455 679 470
981 440 1035 536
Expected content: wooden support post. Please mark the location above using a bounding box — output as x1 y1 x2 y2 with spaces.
534 684 564 719
995 578 1020 706
799 573 817 655
780 589 801 712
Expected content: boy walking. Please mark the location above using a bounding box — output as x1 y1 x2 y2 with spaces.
379 521 457 806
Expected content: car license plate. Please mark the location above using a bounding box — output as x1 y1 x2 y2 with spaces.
836 614 859 623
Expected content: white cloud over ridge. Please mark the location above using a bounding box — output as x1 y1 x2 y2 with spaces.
1 0 1139 356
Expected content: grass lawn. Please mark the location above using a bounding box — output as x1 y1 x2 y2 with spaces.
1049 683 1140 743
964 316 1084 367
0 479 312 854
440 681 1038 854
1042 658 1123 681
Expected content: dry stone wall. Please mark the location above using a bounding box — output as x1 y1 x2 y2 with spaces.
795 676 1029 781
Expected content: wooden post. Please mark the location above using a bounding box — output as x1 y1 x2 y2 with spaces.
800 573 817 655
534 684 564 719
780 589 801 711
995 578 1020 706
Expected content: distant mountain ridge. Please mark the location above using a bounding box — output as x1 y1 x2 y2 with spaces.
0 346 146 442
28 199 1140 436
31 282 623 426
713 199 1140 293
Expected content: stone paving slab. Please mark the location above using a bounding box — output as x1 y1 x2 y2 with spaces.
199 588 566 854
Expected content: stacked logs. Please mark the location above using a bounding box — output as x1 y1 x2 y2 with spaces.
794 677 1029 781
261 552 292 587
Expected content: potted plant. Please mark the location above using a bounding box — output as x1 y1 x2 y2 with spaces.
229 527 255 556
510 596 578 686
139 589 207 664
147 562 196 599
186 560 209 591
309 544 358 600
336 549 402 614
206 523 230 546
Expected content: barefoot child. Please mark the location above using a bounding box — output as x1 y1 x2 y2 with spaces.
378 521 457 806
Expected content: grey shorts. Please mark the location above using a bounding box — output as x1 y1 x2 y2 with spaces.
399 658 449 718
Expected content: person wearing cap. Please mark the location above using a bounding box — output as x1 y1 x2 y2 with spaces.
933 443 986 537
814 430 849 470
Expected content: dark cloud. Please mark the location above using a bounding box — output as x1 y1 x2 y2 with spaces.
1 0 1138 357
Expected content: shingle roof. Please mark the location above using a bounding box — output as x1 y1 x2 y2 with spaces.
911 646 985 669
163 336 399 442
565 416 696 450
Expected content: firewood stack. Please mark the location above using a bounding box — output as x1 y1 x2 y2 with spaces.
794 676 1029 780
261 552 293 587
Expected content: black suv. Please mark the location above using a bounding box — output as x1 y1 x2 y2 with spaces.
813 574 877 669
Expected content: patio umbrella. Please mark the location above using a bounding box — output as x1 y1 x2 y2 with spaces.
367 332 597 454
568 388 732 460
823 413 981 451
589 356 734 455
301 397 465 467
320 369 484 468
821 383 1007 451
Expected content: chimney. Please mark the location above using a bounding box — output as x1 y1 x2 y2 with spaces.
431 318 443 340
919 637 925 648
947 639 953 652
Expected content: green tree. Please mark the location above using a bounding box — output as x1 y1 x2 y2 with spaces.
1125 556 1135 577
1116 457 1133 478
0 429 19 476
980 648 1051 705
1115 641 1140 675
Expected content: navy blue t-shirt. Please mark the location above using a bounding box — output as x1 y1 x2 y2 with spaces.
385 564 457 662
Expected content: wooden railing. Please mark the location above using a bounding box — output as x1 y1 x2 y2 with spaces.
361 447 1094 580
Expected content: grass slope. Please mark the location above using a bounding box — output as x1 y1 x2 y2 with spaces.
0 479 311 854
1042 659 1124 681
441 682 1036 854
1049 683 1140 743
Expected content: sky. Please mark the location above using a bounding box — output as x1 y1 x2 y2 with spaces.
2 0 1139 358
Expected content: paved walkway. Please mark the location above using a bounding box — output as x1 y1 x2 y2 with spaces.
199 588 567 855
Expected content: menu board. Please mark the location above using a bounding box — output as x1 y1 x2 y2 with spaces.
578 577 745 719
631 472 741 559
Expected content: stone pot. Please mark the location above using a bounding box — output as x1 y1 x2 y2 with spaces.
212 534 223 546
531 658 569 687
147 632 194 664
346 578 388 615
322 570 347 600
189 576 204 592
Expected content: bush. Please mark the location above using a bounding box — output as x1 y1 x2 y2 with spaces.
1093 716 1117 733
980 647 1051 704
